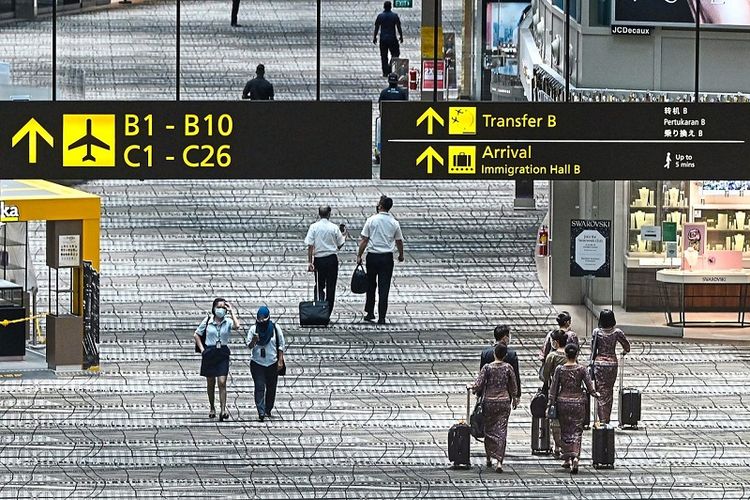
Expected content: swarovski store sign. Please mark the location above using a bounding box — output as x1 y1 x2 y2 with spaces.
613 0 750 28
570 219 611 278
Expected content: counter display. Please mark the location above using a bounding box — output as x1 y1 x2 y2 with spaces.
0 280 25 360
656 269 750 327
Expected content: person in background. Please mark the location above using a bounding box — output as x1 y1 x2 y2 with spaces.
357 196 404 324
540 311 579 360
194 298 240 421
242 64 274 100
590 309 630 423
373 1 404 77
247 306 286 422
304 205 347 314
230 0 242 27
468 343 519 473
379 73 408 101
541 329 568 458
481 325 521 400
548 344 600 473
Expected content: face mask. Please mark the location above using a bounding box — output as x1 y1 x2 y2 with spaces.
257 319 269 328
214 308 226 319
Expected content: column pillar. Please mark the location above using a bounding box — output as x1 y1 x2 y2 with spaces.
420 0 443 100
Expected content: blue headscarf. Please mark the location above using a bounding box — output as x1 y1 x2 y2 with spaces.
256 306 274 346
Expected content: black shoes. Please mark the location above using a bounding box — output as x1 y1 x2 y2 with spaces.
231 23 242 27
258 414 265 422
219 412 229 422
364 313 376 322
377 318 386 324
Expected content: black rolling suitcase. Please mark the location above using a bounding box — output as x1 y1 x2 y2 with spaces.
448 389 471 468
618 354 641 429
299 272 331 327
592 398 616 469
531 417 551 455
592 423 616 469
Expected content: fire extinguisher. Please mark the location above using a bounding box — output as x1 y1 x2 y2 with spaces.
538 225 549 256
409 68 419 91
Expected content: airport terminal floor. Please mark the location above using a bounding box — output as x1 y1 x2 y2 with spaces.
0 178 747 498
1 0 750 498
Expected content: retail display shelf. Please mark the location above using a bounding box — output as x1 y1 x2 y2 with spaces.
694 204 750 210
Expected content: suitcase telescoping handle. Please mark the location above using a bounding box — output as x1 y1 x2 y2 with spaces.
466 387 472 422
619 351 626 393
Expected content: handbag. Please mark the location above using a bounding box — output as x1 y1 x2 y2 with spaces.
546 404 557 420
350 263 368 294
530 389 548 418
194 314 210 353
469 396 484 440
274 325 286 376
299 272 331 326
588 330 599 382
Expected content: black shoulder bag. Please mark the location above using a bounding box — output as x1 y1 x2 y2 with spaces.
195 314 210 354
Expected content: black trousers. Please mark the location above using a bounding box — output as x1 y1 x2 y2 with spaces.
250 361 278 417
365 252 395 320
379 39 400 76
314 254 339 313
231 0 241 25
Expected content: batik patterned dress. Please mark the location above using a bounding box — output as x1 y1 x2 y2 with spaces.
549 364 596 460
471 361 518 463
591 327 631 423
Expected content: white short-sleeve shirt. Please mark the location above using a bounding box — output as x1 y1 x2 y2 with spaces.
304 219 345 258
361 212 403 254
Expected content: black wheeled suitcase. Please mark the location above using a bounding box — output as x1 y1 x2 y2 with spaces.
448 389 471 468
299 272 331 327
592 397 615 469
618 354 641 429
531 417 551 455
592 423 616 469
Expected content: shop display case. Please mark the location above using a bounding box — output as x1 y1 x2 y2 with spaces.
0 279 23 308
0 279 25 359
690 181 750 253
627 180 689 256
624 180 750 312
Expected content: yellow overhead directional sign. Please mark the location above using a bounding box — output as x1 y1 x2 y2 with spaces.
416 146 443 174
416 107 444 135
62 114 116 167
448 145 476 175
11 118 54 164
448 107 477 135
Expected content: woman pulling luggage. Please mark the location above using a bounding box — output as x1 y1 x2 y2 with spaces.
467 343 519 473
548 343 600 473
590 309 631 423
541 329 569 458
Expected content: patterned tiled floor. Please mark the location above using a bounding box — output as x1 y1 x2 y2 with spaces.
0 179 747 498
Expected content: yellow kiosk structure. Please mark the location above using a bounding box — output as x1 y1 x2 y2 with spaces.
0 179 100 371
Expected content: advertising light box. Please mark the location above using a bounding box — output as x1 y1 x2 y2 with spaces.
613 0 750 29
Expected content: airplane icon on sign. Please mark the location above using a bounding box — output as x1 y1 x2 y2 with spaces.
67 118 110 162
